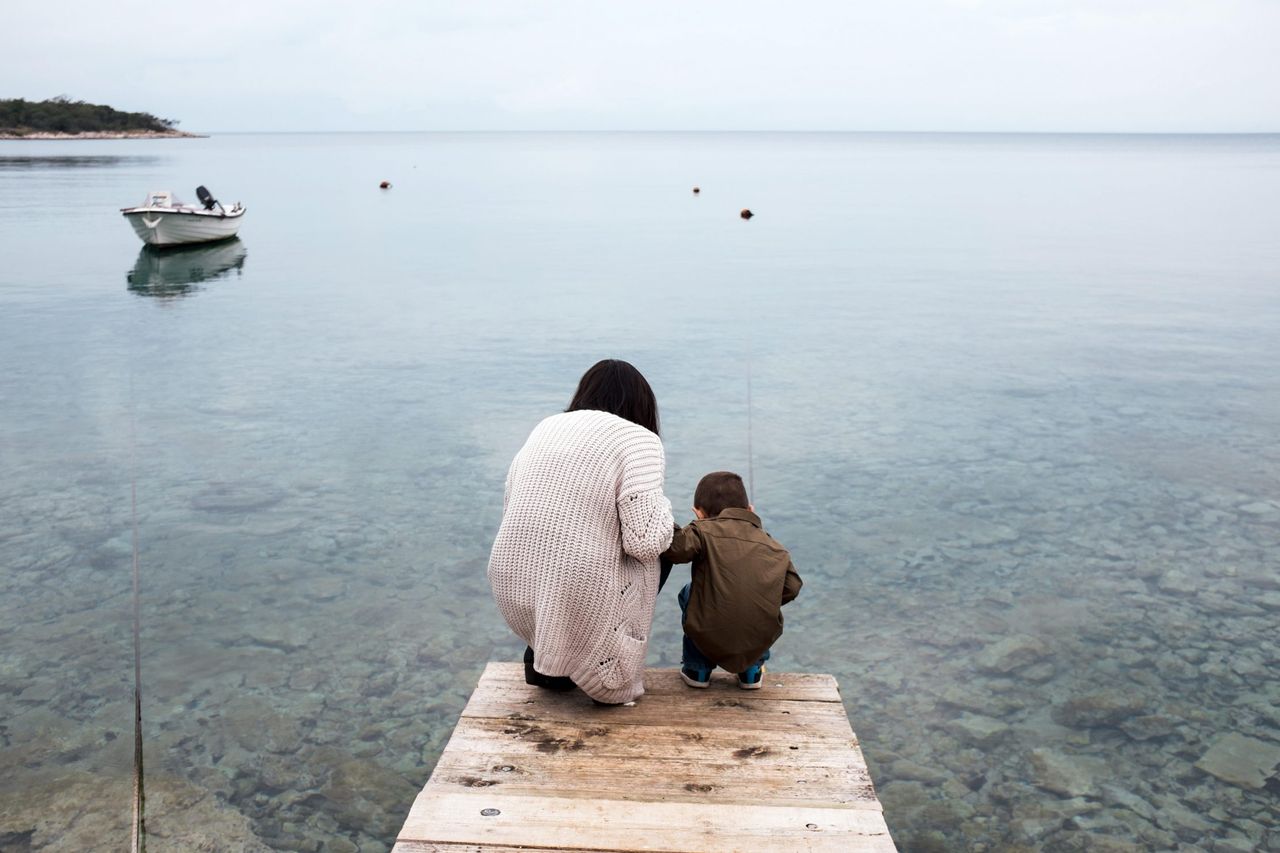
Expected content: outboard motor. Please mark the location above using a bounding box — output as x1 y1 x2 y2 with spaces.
196 185 219 212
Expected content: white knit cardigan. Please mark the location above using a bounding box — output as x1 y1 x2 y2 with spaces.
488 409 674 704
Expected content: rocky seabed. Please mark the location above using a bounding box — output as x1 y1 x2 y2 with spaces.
1 444 1277 852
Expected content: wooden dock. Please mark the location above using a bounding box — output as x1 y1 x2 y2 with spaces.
393 662 896 852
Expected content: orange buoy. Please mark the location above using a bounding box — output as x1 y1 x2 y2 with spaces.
380 181 392 189
740 208 754 219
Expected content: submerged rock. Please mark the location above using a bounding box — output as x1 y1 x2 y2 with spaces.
1211 835 1264 853
1098 782 1159 822
240 623 313 653
0 770 270 851
1156 570 1200 597
974 634 1052 674
1052 691 1147 728
305 577 347 602
1239 570 1280 591
1020 661 1057 683
1120 714 1180 741
1238 501 1278 516
889 758 949 786
936 684 1022 716
1253 591 1280 612
1062 835 1145 852
218 696 305 755
1028 748 1106 797
1009 815 1062 844
914 797 976 836
1194 733 1280 789
877 779 931 814
949 713 1010 748
191 482 287 513
1023 796 1103 821
319 755 418 839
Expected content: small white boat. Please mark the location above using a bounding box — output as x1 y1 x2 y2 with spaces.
121 186 245 247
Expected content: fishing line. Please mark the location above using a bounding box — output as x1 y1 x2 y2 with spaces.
129 372 147 853
745 331 755 505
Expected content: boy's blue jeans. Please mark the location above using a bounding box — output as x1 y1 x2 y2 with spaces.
677 583 770 674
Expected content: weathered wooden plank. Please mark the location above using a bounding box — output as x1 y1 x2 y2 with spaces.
397 791 897 853
462 687 855 738
428 749 880 807
441 717 865 769
394 666 896 852
478 661 843 703
393 844 628 853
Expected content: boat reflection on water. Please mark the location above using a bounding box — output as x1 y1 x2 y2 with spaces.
126 238 248 299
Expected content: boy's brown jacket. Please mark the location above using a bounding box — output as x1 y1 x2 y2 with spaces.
663 507 802 673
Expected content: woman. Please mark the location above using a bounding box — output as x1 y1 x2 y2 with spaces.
488 359 675 705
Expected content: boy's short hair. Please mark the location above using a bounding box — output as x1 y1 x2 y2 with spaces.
694 471 750 518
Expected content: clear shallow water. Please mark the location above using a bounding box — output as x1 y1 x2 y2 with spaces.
1 132 1278 852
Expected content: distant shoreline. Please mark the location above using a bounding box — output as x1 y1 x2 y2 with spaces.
0 130 205 140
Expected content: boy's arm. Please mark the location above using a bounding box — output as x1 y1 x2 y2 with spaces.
662 523 703 564
781 558 803 604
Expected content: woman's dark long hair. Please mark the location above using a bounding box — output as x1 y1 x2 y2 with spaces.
566 359 660 435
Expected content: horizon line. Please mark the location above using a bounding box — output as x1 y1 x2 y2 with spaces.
190 128 1280 136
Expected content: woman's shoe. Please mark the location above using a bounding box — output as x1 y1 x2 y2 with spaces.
523 646 576 691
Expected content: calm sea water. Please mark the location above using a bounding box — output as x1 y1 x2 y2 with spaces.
1 133 1278 852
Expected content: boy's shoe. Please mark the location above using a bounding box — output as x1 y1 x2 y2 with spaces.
680 666 711 688
737 664 765 690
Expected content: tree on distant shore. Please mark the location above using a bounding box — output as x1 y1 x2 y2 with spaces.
0 96 180 135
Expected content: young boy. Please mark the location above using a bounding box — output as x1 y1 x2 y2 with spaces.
662 471 802 689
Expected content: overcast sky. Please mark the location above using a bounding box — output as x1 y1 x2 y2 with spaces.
4 1 1278 132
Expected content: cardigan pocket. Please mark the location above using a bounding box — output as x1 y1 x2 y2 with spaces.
597 627 648 690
